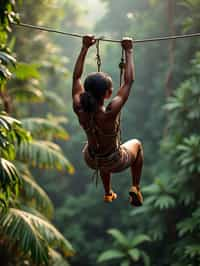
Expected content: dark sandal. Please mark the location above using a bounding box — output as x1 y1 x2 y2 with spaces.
129 186 143 206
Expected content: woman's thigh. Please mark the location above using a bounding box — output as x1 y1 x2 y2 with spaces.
121 139 142 161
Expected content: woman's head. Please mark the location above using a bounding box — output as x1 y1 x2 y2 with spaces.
80 72 113 113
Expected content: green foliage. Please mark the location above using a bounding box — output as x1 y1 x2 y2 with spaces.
21 117 69 140
14 63 40 80
0 0 19 32
21 173 54 219
16 140 74 174
49 249 70 266
0 208 74 265
0 113 30 158
180 0 200 31
0 1 74 265
10 86 44 103
43 90 66 110
0 49 16 81
176 135 200 173
98 249 125 262
98 229 151 266
0 113 30 206
0 158 20 206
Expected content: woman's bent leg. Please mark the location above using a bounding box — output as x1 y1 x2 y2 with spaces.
100 170 112 195
122 139 144 206
122 139 143 188
100 170 117 202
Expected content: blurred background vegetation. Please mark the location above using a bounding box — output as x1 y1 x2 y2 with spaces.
0 0 200 265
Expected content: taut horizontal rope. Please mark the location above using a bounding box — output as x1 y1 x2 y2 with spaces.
12 22 200 44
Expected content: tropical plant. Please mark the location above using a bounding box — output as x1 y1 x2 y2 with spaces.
0 1 75 265
97 229 151 266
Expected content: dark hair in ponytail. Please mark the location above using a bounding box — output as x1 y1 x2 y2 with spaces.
80 72 112 113
80 91 98 113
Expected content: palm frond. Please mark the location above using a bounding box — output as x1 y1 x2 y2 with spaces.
21 173 54 218
21 117 69 140
0 51 16 80
49 248 70 266
16 140 74 174
0 208 75 265
0 51 16 66
0 158 21 205
0 208 49 265
0 113 30 158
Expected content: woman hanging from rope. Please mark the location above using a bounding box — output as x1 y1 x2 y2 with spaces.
72 35 143 206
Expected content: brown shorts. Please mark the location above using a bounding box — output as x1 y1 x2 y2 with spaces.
83 144 134 173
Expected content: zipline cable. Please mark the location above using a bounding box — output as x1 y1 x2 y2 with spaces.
12 22 200 44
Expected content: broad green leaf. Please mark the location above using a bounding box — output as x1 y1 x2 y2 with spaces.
141 251 151 266
120 260 130 266
131 234 151 247
128 248 140 261
98 249 125 263
14 63 40 80
108 229 129 247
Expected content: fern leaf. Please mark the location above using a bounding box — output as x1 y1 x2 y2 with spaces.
154 195 175 210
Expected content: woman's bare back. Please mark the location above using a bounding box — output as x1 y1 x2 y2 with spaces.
77 106 120 155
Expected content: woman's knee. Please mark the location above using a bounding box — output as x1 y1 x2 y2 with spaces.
130 139 143 150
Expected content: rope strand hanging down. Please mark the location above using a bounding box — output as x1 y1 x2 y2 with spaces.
96 39 101 72
11 22 200 44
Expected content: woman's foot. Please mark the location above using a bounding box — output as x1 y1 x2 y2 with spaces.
129 186 143 206
104 191 117 203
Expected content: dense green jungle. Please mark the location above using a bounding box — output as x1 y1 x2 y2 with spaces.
0 0 200 265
